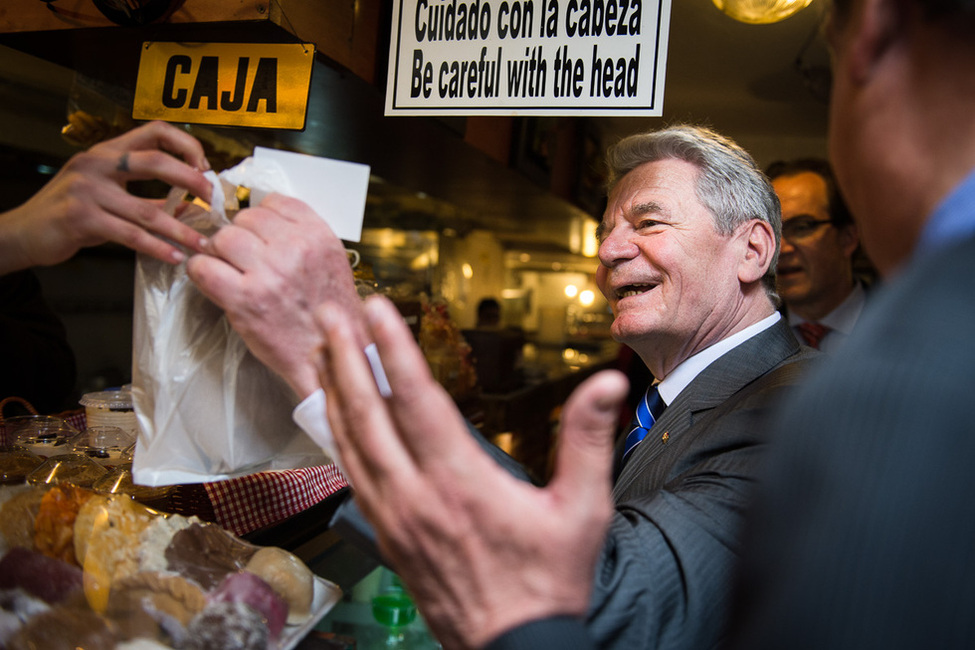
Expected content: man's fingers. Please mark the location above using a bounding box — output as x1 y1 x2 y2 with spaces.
95 187 207 256
111 120 211 171
205 223 272 274
361 296 482 467
317 303 417 480
185 254 245 308
549 370 628 498
122 149 213 205
255 194 326 226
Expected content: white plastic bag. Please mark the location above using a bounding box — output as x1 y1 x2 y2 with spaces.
131 162 331 486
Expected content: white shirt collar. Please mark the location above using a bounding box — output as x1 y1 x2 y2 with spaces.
787 282 866 336
656 312 781 406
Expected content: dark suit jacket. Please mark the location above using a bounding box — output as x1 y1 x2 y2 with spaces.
586 317 818 649
728 234 975 649
332 318 819 650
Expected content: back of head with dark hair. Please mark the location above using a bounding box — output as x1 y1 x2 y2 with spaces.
477 298 501 327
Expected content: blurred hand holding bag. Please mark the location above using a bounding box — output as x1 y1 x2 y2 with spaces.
131 161 331 486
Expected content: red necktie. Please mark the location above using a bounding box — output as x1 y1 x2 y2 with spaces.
796 322 830 349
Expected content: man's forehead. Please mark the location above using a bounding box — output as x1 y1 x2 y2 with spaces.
773 172 829 198
610 159 698 201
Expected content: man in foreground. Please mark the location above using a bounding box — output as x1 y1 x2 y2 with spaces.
728 0 975 646
189 125 819 648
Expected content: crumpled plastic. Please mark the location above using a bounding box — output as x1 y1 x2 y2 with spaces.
131 158 332 486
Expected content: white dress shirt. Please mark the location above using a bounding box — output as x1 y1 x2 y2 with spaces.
788 283 866 355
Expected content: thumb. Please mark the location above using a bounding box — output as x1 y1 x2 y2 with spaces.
549 370 628 500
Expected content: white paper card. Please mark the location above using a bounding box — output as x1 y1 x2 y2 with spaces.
253 147 370 242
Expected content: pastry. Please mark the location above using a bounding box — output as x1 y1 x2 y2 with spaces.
245 545 315 624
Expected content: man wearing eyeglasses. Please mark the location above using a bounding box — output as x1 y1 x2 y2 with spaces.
766 159 868 352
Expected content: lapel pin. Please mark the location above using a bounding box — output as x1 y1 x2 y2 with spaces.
661 431 669 444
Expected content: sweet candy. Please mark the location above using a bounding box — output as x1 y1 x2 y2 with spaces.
0 546 83 604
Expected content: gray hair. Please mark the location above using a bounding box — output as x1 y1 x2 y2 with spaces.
605 124 782 304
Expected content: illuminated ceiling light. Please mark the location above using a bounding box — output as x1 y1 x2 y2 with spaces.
462 263 474 279
565 284 579 298
579 290 596 307
712 0 814 24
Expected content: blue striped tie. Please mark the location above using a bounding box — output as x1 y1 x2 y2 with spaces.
622 385 666 465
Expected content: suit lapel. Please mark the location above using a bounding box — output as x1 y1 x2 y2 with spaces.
613 318 801 499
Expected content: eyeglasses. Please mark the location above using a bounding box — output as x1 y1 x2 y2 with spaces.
781 217 833 241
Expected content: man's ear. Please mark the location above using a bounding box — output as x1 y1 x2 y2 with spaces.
738 219 775 285
846 0 904 84
840 223 861 259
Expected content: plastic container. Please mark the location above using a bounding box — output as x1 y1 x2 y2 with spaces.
79 390 139 440
69 425 136 467
0 446 44 484
27 453 108 488
92 465 173 509
5 415 77 458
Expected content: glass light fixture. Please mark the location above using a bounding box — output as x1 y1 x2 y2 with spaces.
712 0 814 24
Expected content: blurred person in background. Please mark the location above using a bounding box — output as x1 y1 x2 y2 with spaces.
475 297 502 328
766 158 870 352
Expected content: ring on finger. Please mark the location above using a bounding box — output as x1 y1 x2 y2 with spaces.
117 152 130 173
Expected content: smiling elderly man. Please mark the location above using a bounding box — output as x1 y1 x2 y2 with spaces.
572 126 821 648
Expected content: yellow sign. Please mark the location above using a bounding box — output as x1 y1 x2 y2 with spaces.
134 42 315 130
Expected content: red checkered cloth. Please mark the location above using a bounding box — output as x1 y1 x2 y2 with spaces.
63 410 87 433
204 465 349 536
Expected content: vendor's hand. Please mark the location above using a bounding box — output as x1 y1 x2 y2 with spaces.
187 193 366 400
0 121 212 275
317 295 627 650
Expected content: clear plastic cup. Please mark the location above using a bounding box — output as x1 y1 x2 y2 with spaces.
69 425 136 467
79 390 139 440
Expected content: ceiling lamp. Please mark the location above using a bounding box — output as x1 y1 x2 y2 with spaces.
712 0 814 24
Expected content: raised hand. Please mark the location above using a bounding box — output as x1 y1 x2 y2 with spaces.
187 193 366 399
317 295 626 649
